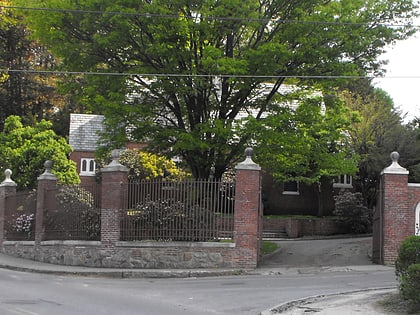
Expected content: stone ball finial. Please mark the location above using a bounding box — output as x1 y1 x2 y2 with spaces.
37 160 57 180
44 160 54 174
4 169 12 180
382 151 408 175
390 151 400 163
235 147 260 170
109 149 122 166
245 147 253 158
101 148 128 172
111 149 120 160
1 168 17 186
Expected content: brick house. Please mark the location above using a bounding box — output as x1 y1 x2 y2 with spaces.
69 114 104 186
262 171 353 216
69 113 352 216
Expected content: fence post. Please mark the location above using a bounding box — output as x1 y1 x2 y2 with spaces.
35 161 57 246
233 148 262 269
100 150 128 256
375 152 410 264
0 169 17 248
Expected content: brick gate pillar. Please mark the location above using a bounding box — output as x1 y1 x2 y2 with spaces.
0 170 17 248
376 152 410 264
233 148 262 269
100 150 128 251
35 161 57 245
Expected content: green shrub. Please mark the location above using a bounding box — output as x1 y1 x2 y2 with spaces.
401 264 420 303
123 198 215 242
395 236 420 302
119 149 188 180
48 186 100 240
396 236 420 277
333 192 372 234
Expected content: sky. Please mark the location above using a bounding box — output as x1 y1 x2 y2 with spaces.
374 26 420 123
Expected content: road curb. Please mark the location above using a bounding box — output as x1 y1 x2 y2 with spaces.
0 260 246 278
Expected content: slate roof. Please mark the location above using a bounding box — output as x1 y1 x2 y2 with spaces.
69 114 104 151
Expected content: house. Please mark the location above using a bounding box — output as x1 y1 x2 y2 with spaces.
262 171 353 216
69 114 104 186
69 113 353 216
69 113 146 186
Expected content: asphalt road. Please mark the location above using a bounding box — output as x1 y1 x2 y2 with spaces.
0 267 395 315
0 237 396 315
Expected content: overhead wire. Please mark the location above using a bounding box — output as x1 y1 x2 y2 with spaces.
1 68 419 80
0 5 418 28
0 5 418 80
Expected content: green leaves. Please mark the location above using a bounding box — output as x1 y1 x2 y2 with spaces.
0 116 79 189
14 0 418 179
251 91 358 184
119 149 187 180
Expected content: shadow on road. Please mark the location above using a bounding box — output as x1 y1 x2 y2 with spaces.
260 236 373 268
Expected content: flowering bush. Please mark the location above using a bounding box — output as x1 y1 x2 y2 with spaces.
333 192 372 234
13 213 34 233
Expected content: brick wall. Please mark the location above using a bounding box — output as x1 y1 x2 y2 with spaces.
232 149 262 269
262 217 344 238
374 152 419 265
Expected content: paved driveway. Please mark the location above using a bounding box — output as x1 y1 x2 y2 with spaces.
260 236 373 268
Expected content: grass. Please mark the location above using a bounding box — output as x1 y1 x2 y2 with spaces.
376 292 420 314
262 241 278 255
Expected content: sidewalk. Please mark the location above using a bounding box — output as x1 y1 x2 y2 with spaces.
0 252 241 278
0 250 394 278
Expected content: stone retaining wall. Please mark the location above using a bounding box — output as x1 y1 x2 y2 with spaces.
263 217 344 238
2 240 235 269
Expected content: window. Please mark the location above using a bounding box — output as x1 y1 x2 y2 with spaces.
283 181 299 195
333 175 352 188
80 158 96 176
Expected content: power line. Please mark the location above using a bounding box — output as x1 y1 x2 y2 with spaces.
2 68 420 79
0 5 417 28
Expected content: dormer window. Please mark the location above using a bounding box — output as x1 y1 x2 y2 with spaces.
80 158 96 176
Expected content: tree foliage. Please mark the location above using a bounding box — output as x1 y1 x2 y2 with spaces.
249 91 359 215
0 115 79 189
17 0 418 178
0 1 90 136
341 81 420 208
250 92 359 184
118 149 188 180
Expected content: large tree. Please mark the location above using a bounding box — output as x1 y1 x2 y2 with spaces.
249 91 359 216
17 0 417 178
341 81 420 208
0 0 66 131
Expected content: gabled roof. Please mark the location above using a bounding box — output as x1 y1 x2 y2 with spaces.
69 114 104 151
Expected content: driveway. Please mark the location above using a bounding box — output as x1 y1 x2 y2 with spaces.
260 236 373 268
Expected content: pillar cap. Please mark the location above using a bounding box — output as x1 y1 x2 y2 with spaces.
235 148 261 171
101 149 129 173
1 169 17 187
382 151 409 175
37 160 58 180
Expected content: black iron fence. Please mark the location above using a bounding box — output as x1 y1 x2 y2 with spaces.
121 179 235 241
43 185 101 241
4 179 235 243
4 190 37 241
